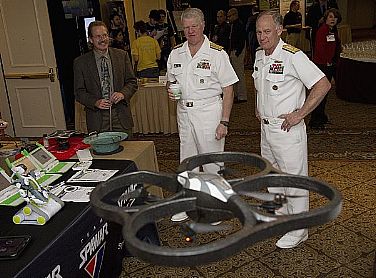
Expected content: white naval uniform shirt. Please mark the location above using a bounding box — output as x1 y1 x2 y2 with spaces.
252 39 325 119
167 35 238 100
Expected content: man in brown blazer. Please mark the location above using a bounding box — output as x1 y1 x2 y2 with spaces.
74 21 137 134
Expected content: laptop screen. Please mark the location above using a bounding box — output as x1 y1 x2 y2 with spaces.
30 147 55 169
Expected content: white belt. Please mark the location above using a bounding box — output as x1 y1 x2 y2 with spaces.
261 117 284 125
179 96 221 107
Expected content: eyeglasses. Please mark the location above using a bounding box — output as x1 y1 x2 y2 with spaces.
183 24 201 31
92 34 109 40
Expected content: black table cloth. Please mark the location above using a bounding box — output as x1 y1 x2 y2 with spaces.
0 159 158 278
336 57 376 104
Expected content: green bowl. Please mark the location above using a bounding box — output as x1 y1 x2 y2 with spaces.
83 132 128 154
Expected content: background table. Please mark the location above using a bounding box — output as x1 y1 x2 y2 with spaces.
0 159 142 278
132 84 178 134
336 56 376 104
75 85 178 135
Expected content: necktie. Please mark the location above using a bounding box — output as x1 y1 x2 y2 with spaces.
100 56 111 99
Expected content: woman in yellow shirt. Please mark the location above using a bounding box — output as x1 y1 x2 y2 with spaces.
131 20 161 78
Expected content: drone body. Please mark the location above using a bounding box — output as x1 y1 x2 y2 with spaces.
177 171 237 224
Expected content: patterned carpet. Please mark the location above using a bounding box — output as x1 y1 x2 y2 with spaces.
121 68 376 277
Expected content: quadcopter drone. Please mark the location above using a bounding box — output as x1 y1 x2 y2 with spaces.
90 152 342 266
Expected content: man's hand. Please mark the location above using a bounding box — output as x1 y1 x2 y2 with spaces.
167 87 178 101
215 123 228 140
95 99 112 109
278 110 303 132
110 92 125 104
0 119 8 129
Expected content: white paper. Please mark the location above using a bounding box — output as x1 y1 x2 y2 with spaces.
66 169 118 183
52 185 95 202
76 149 93 161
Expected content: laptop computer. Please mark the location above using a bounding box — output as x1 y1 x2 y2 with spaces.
27 144 75 174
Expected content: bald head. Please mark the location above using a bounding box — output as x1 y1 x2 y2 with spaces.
227 8 239 23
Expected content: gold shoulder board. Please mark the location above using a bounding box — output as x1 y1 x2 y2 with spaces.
282 44 301 54
210 42 223 51
174 43 184 49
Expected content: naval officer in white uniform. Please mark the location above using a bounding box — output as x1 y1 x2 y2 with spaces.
253 10 331 248
167 8 238 222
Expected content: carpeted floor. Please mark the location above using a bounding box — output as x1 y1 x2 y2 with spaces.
121 54 376 276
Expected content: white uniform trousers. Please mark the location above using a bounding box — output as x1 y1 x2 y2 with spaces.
260 118 309 238
177 96 224 174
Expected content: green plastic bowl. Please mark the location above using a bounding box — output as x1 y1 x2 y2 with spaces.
83 132 128 154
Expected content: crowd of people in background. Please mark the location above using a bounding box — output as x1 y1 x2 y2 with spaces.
108 9 175 76
104 1 340 94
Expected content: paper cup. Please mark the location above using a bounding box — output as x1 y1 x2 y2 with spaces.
169 84 182 100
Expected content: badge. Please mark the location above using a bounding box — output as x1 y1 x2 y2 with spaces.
272 85 278 90
269 63 284 74
197 61 211 70
174 64 181 68
326 34 335 42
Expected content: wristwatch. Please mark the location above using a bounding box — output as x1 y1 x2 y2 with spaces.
220 121 229 127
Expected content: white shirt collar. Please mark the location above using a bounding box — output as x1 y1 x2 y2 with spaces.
179 35 210 55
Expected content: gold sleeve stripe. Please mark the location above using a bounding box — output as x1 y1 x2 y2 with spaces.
210 42 223 51
173 43 184 49
282 44 301 54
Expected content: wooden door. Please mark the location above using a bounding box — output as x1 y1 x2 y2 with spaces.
0 0 66 137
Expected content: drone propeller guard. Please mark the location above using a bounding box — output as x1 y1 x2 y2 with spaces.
90 152 342 266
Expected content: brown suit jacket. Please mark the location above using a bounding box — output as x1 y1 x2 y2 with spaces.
74 47 138 132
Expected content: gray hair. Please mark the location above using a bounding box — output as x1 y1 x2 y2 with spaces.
181 8 205 24
257 10 283 27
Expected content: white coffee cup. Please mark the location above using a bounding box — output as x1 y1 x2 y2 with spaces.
169 83 182 100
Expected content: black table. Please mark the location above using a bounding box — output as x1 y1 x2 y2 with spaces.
0 159 158 278
336 57 376 104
